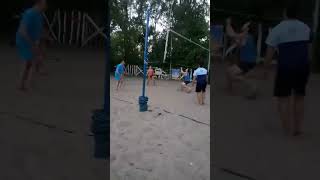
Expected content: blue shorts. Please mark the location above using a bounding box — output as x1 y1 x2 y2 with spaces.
16 43 33 62
115 72 122 81
274 66 310 97
196 75 207 92
196 80 207 92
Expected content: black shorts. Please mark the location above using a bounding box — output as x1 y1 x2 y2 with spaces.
184 81 191 85
274 67 310 97
238 62 256 74
196 80 207 92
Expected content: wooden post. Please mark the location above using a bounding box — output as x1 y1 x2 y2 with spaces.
58 9 61 43
257 23 263 62
42 12 58 41
63 11 67 44
130 65 132 75
69 10 74 45
76 11 81 45
128 65 130 75
81 13 86 46
135 65 137 76
86 15 108 39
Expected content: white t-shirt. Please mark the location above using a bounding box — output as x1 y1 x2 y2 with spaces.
265 19 311 68
266 19 311 48
193 67 208 77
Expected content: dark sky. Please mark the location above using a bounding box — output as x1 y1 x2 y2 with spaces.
212 0 314 24
3 0 106 12
1 0 106 36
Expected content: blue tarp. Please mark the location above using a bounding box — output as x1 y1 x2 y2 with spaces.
171 69 180 79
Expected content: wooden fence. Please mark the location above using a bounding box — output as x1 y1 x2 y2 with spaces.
43 9 107 48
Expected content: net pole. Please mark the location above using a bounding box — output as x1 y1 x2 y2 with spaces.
170 33 172 79
142 4 151 97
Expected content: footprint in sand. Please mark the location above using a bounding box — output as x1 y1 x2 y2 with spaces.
117 121 132 129
142 127 153 133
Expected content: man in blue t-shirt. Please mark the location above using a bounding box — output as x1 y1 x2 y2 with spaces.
264 4 312 136
179 67 192 93
16 0 47 91
193 61 208 105
115 60 126 91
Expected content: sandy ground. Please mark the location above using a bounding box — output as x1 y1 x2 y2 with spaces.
213 62 320 180
0 45 108 179
110 77 210 179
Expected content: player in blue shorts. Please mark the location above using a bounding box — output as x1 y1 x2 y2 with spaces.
115 60 126 91
226 19 258 98
193 61 208 105
16 0 47 91
264 3 312 136
180 67 192 93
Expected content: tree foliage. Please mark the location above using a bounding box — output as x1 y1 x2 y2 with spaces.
111 0 209 70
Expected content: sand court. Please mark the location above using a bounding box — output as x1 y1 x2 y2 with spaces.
110 77 210 180
213 61 320 180
0 44 107 179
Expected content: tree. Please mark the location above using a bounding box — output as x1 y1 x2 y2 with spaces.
111 0 210 70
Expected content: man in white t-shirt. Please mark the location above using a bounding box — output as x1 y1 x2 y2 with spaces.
264 3 312 136
193 61 208 105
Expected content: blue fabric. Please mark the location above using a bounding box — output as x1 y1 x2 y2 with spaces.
115 64 124 81
114 72 121 81
16 44 33 61
116 64 124 74
16 8 44 45
278 41 309 70
196 74 207 82
16 8 43 61
211 25 224 44
240 35 257 63
183 72 190 82
171 69 180 77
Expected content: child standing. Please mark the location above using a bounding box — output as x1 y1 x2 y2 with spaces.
180 67 192 92
16 0 47 91
147 66 155 86
115 60 126 91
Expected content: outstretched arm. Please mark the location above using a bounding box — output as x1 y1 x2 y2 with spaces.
226 18 249 45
